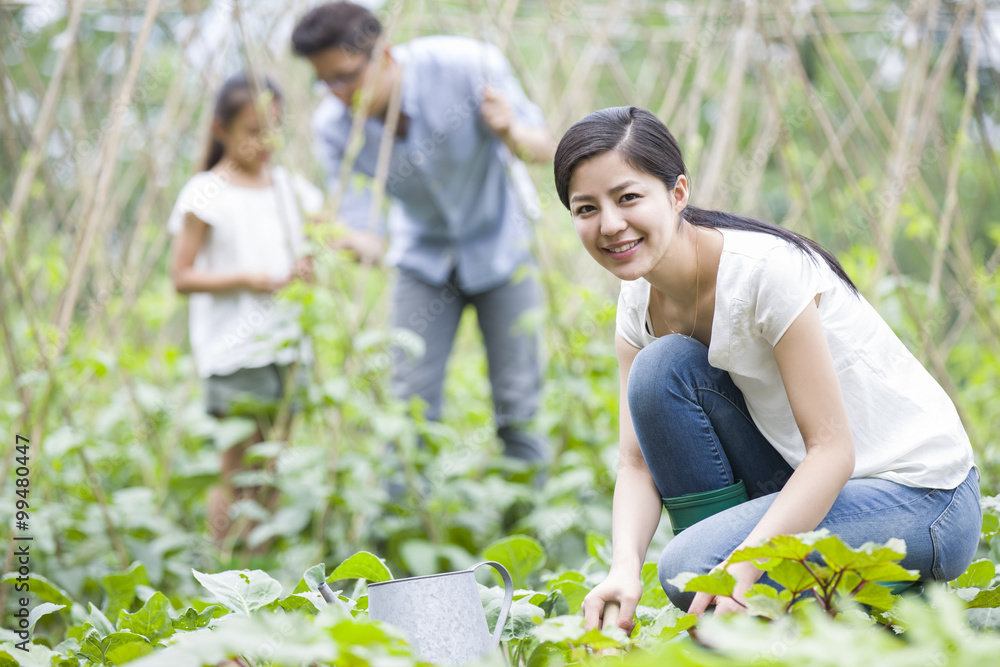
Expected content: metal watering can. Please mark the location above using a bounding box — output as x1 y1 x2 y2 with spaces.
366 561 514 664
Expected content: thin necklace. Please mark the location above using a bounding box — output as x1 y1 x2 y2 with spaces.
664 228 700 339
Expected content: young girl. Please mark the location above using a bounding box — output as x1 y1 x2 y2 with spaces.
554 107 980 629
168 72 323 545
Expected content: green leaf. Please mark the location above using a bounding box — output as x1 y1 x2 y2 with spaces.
483 535 545 587
192 569 282 615
117 592 173 642
1 573 73 610
482 588 544 641
101 563 149 619
546 575 588 615
328 552 392 584
982 512 1000 539
27 603 65 633
530 615 587 644
104 633 152 665
639 562 669 608
299 563 327 594
86 603 117 637
171 605 223 631
966 586 1000 609
268 593 321 614
850 580 897 611
758 559 825 594
743 584 793 619
813 535 907 571
666 569 736 597
729 533 814 563
853 562 919 584
952 559 997 589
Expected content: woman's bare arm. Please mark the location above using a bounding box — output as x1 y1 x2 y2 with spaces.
582 334 665 632
689 298 856 615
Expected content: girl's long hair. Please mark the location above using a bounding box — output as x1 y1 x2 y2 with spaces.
201 72 283 172
553 106 859 295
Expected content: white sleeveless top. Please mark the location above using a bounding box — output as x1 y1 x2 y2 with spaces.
167 167 323 378
616 228 974 490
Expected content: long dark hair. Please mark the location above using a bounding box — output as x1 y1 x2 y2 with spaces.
554 106 859 295
201 72 283 172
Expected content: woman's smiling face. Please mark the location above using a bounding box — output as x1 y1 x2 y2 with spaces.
568 150 688 282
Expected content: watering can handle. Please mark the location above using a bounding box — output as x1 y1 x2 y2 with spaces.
469 561 514 649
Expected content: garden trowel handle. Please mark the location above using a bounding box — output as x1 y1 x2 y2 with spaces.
602 600 621 630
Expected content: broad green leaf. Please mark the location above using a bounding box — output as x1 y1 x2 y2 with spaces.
743 584 793 619
966 586 1000 609
171 605 223 631
666 569 736 597
530 615 587 644
102 563 149 619
483 535 545 586
27 603 65 633
192 569 282 615
117 592 173 642
850 580 897 611
85 603 117 637
299 563 327 594
729 533 815 563
0 642 60 667
952 559 996 589
328 552 392 583
105 632 152 665
268 593 322 614
526 642 568 667
639 562 669 608
578 626 627 649
641 606 697 642
853 562 919 584
758 559 824 594
546 575 588 615
482 589 544 642
982 512 1000 539
1 573 73 610
814 535 907 571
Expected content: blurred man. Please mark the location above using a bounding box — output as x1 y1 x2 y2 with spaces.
292 2 553 464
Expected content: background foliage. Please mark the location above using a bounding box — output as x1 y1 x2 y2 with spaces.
2 0 999 664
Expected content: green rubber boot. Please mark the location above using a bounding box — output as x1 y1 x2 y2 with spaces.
663 480 749 533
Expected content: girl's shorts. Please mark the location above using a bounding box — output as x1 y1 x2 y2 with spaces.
205 363 306 418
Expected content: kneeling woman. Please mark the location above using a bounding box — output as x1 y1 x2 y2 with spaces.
555 107 980 630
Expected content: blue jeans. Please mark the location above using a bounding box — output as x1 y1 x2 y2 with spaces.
628 335 982 611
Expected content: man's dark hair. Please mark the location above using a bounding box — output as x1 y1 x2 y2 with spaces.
291 2 383 57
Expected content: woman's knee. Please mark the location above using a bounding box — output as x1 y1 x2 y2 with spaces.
627 335 708 406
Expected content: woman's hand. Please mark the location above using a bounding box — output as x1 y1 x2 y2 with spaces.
581 568 643 634
687 559 763 618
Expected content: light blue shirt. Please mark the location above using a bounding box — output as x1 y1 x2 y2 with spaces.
312 36 546 294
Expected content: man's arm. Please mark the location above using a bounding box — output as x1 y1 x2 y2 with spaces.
312 105 386 265
480 87 554 163
477 43 554 164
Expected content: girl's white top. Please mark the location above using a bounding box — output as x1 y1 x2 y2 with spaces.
617 228 974 490
168 166 323 378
